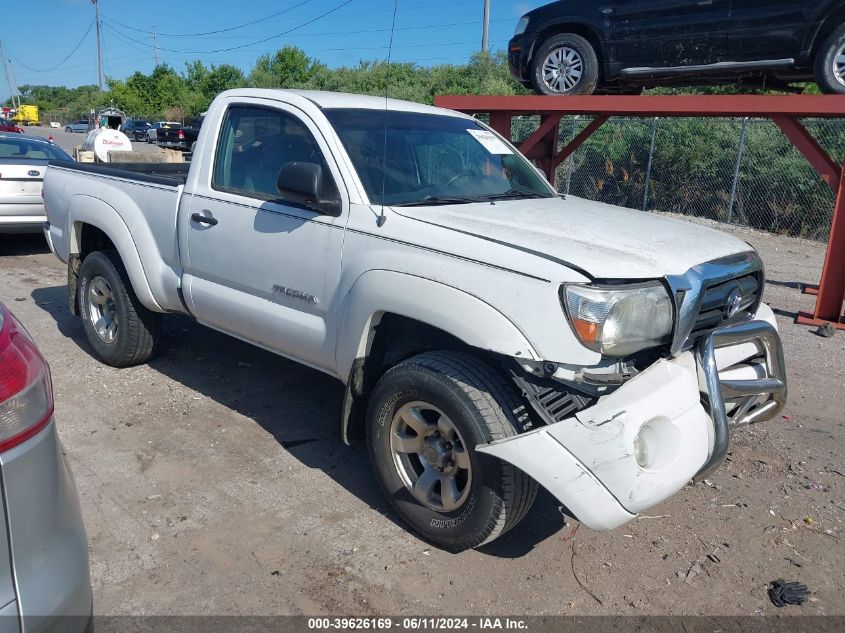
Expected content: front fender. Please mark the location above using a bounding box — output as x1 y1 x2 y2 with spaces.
335 270 540 381
68 195 163 313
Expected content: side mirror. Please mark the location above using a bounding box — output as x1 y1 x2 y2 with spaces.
276 162 341 216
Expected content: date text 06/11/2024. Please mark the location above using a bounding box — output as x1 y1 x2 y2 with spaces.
307 617 529 630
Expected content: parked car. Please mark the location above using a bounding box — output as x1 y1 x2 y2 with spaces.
155 118 203 151
43 89 786 552
0 301 93 631
146 121 180 144
0 118 23 134
122 118 151 142
509 0 845 95
49 121 61 129
64 120 89 133
0 133 73 234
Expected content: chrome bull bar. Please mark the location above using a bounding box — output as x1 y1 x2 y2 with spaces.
694 320 787 480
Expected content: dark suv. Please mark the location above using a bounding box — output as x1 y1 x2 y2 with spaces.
509 1 845 95
123 118 151 141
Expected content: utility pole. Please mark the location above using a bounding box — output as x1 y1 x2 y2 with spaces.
0 41 20 110
92 0 103 90
152 27 159 66
481 0 490 53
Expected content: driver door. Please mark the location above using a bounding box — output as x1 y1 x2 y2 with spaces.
181 101 347 372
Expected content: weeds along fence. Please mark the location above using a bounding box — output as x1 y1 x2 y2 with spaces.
508 116 845 242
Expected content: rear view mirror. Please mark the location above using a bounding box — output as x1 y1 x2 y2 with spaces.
277 162 341 216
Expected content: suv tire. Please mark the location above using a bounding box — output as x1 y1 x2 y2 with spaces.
814 24 845 94
366 351 537 552
78 250 160 367
531 33 599 96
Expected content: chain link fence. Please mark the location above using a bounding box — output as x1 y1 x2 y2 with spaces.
509 115 844 242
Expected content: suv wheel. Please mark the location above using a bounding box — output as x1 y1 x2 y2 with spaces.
366 351 537 552
531 33 599 96
814 24 845 94
78 250 161 367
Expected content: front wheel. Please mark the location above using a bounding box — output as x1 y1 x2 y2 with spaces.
531 33 599 96
815 24 845 94
78 250 161 367
366 351 537 552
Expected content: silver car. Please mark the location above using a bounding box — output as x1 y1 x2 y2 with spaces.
0 301 92 633
64 121 89 134
0 134 72 234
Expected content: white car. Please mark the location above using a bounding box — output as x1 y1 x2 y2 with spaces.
49 121 61 129
0 133 72 233
42 90 786 551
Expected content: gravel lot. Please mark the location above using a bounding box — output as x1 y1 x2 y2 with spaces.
0 197 842 615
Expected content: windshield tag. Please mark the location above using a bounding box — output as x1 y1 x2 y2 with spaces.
467 129 513 155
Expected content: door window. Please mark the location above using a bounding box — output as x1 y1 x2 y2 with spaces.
213 105 334 203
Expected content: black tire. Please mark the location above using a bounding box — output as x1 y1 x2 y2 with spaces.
814 24 845 95
366 351 537 552
78 250 160 367
530 33 599 96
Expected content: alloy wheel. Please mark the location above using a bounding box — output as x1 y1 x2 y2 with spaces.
87 276 119 344
389 401 472 512
542 46 584 93
834 43 845 87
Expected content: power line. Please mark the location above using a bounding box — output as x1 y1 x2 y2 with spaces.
105 0 314 38
107 17 514 41
6 19 95 72
101 0 353 55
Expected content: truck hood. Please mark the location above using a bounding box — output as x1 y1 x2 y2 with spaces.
393 196 753 279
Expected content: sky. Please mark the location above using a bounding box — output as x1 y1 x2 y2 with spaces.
0 0 548 102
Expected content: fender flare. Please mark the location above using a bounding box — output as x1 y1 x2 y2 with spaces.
68 195 164 313
335 270 540 382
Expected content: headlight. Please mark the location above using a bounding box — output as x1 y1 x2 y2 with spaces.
514 16 529 36
562 282 674 356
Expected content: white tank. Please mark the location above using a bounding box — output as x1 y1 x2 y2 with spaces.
82 128 133 162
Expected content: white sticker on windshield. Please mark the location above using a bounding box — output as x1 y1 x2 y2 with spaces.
467 129 513 155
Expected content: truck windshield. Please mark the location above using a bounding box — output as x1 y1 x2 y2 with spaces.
323 108 555 206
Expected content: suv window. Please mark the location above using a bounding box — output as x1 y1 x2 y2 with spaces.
213 105 333 203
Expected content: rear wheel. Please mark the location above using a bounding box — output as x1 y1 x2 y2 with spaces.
366 351 537 552
531 33 599 96
814 24 845 94
78 250 160 367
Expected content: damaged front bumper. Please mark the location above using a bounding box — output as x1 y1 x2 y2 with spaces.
477 304 787 531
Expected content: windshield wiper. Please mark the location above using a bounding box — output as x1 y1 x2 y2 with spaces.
392 195 477 207
477 189 548 201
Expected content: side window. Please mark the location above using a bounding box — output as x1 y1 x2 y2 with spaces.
213 105 335 204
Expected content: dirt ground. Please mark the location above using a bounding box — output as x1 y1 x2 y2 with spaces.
0 217 842 617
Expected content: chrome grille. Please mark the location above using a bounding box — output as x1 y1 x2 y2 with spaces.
690 273 762 336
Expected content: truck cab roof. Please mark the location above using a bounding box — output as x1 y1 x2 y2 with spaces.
220 88 470 118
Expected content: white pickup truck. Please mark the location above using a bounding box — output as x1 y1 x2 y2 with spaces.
43 89 787 552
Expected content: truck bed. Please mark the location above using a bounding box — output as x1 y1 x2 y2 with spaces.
51 160 189 186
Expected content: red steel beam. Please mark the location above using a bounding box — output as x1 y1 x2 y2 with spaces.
772 115 841 192
435 94 845 118
797 163 845 329
519 114 563 156
553 115 610 168
487 111 512 140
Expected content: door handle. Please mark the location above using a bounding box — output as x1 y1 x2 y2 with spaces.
191 212 218 226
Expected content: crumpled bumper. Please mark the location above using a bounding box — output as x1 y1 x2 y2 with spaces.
477 304 787 531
